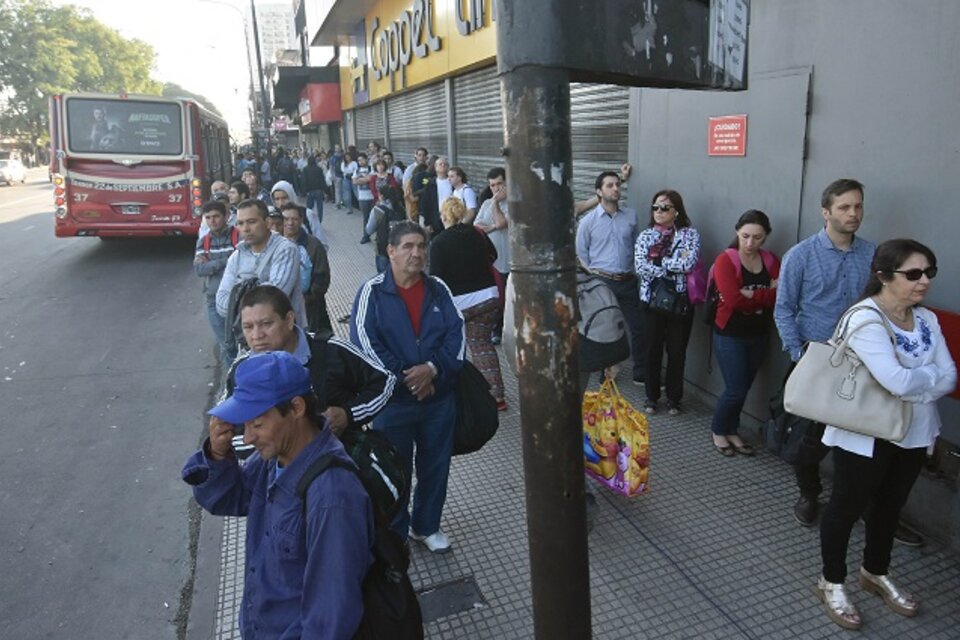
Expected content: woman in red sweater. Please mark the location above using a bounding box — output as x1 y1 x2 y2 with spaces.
710 210 781 456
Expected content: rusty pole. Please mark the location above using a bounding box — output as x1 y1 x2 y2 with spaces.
501 65 592 638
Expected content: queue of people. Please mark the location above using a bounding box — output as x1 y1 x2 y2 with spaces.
186 149 954 636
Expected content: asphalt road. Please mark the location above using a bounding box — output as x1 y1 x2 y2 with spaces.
0 169 215 638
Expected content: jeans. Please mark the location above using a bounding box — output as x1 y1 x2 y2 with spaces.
359 199 374 239
820 441 925 582
644 304 693 407
373 392 456 539
305 190 324 225
597 276 645 378
341 177 354 211
710 332 768 436
205 295 225 346
333 176 343 204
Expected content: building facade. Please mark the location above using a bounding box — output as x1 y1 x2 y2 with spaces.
308 0 960 547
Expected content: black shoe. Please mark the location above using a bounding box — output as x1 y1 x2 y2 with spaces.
336 314 351 324
359 236 371 244
894 523 924 547
794 496 818 527
632 376 645 386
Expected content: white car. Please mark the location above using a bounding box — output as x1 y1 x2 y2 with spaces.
0 159 26 185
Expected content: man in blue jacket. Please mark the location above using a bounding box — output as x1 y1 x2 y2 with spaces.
182 351 374 638
351 220 465 553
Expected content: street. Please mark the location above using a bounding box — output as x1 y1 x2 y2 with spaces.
0 168 211 638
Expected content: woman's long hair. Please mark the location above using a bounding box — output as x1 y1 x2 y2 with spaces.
647 189 692 228
860 238 937 300
727 209 772 249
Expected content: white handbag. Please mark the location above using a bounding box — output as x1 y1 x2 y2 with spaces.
784 305 912 442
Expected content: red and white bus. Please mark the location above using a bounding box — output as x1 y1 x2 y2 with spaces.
49 93 232 238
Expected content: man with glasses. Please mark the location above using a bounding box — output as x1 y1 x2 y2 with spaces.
576 171 646 385
774 179 924 546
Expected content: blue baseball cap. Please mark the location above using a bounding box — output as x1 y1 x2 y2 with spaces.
209 352 313 424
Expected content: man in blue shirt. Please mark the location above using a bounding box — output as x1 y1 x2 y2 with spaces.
182 352 374 638
775 179 876 528
576 171 646 384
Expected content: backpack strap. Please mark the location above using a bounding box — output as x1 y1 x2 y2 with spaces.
759 249 776 275
202 233 211 254
231 226 240 248
296 454 355 516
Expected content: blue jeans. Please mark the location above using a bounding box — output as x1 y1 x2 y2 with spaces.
373 392 456 539
305 190 324 224
205 296 225 344
710 331 768 436
341 177 354 211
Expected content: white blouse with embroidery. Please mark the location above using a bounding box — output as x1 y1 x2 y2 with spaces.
822 299 957 457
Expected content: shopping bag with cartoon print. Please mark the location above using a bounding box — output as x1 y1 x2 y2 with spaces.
582 379 650 496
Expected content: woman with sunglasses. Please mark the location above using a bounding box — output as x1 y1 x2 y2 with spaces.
634 189 701 415
816 239 955 630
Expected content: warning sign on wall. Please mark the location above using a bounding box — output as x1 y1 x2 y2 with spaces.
708 115 747 156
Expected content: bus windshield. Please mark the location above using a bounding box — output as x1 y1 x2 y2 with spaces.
66 98 184 156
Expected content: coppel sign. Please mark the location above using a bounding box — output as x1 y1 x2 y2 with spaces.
368 0 442 88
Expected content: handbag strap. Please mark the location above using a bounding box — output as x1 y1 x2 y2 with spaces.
830 304 900 366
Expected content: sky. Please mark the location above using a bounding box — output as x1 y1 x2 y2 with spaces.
53 0 253 141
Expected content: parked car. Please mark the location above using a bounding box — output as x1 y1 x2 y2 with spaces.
0 159 26 185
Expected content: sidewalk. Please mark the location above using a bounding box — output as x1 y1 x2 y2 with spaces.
207 203 959 639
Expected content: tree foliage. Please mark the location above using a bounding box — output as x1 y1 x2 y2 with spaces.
162 83 223 118
0 0 161 143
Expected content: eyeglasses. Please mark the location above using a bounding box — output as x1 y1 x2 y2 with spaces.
892 267 938 281
651 204 674 212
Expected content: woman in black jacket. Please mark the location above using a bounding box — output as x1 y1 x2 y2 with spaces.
429 197 506 410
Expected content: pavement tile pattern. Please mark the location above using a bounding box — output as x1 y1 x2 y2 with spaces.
210 202 960 639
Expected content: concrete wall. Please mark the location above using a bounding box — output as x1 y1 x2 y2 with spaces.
626 0 960 546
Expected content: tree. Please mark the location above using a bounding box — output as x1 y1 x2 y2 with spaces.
162 83 223 118
0 0 161 144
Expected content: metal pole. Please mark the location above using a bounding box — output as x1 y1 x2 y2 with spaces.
249 0 270 132
501 65 592 639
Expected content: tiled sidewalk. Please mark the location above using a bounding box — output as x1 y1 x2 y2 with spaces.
210 203 960 639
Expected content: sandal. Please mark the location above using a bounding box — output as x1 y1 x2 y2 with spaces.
815 577 862 630
714 444 735 457
730 442 755 456
860 567 918 617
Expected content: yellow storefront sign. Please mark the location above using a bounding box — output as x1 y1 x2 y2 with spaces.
340 0 497 109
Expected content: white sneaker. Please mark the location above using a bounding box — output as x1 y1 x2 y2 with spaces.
410 529 452 553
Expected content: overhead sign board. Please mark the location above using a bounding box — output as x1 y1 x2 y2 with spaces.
497 0 750 91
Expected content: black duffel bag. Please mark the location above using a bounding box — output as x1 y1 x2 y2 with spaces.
453 361 499 456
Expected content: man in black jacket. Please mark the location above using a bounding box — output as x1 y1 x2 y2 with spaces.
225 285 396 456
301 154 327 230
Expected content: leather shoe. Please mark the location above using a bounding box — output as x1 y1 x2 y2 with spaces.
893 523 924 547
794 496 818 527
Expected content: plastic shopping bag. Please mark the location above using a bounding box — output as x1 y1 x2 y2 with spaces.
582 379 650 496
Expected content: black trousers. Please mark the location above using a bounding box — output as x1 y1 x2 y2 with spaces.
820 440 925 582
795 422 829 498
643 304 693 406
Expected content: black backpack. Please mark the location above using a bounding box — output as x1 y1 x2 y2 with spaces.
338 426 408 521
297 455 424 640
452 360 499 456
224 277 260 349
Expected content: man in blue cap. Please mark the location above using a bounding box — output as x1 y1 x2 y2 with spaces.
182 351 374 638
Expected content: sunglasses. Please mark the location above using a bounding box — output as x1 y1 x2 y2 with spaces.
651 204 675 212
892 267 938 281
